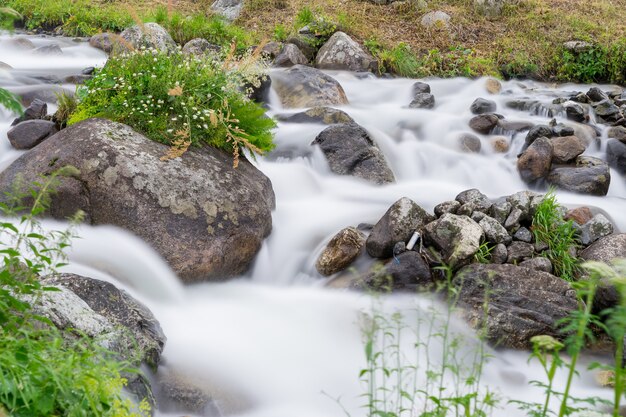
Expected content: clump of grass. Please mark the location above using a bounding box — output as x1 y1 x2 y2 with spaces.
54 91 77 127
531 190 580 282
69 48 275 167
273 23 289 42
473 241 493 264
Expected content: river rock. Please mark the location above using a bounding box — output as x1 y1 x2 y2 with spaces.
552 123 575 137
182 38 220 56
469 114 499 134
316 227 366 276
316 31 378 72
490 136 510 153
420 11 450 29
485 79 502 94
155 369 220 415
607 139 626 175
565 102 586 122
412 82 431 95
580 214 613 246
274 43 308 67
362 251 433 291
523 125 553 150
423 213 484 267
551 135 586 164
434 200 460 217
7 120 58 150
312 123 395 185
519 257 553 274
456 188 492 212
491 243 508 264
498 120 534 133
580 234 626 312
565 206 593 225
595 100 621 121
210 0 243 21
89 33 119 53
272 65 349 108
120 23 176 53
11 98 47 126
366 197 433 258
507 241 534 263
276 107 354 124
517 137 553 182
587 87 609 103
470 98 497 114
479 215 511 245
546 156 610 196
0 119 275 283
453 263 578 348
33 44 63 55
7 37 35 50
409 93 435 109
459 133 481 153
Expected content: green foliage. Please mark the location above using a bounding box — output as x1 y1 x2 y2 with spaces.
293 7 337 48
0 6 20 29
378 42 421 78
0 169 149 417
557 45 609 84
54 91 77 127
531 190 580 282
273 23 289 42
0 88 23 116
294 6 315 28
473 241 493 264
69 49 275 166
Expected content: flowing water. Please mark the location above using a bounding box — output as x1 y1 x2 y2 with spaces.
1 32 624 417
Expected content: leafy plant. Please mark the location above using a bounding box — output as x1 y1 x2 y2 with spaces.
0 88 23 115
69 48 275 167
531 190 580 282
273 23 289 42
557 45 609 84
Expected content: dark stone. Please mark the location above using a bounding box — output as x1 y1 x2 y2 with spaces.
7 120 58 150
312 123 395 185
565 103 586 122
11 98 47 126
412 82 431 95
547 156 610 196
469 114 499 134
552 123 575 137
470 98 497 115
246 76 272 105
595 100 621 120
507 241 535 263
156 370 220 416
517 137 553 182
362 251 433 291
513 227 533 243
491 243 508 264
409 93 435 109
523 125 553 151
607 139 626 175
587 87 609 102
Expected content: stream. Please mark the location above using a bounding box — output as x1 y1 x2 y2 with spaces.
1 32 624 417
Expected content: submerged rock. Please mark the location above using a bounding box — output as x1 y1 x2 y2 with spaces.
470 98 497 114
272 65 349 108
409 93 435 109
0 119 275 283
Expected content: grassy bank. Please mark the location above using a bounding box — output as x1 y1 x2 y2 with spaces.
1 0 625 83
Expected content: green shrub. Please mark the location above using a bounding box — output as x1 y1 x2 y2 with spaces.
556 45 609 83
69 49 275 166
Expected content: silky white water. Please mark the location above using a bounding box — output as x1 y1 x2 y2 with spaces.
1 32 624 417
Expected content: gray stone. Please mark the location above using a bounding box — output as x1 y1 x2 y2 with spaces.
580 214 614 246
563 41 593 53
608 126 626 143
474 0 509 17
469 114 499 134
366 197 433 258
361 251 433 291
420 11 451 28
497 119 534 133
507 241 535 263
274 43 309 67
491 243 508 264
182 38 220 56
286 36 317 61
434 200 460 217
316 31 378 72
517 137 553 182
551 135 586 164
607 139 626 175
89 33 119 53
505 207 524 230
261 41 283 59
0 119 275 283
479 215 511 245
523 125 553 150
547 156 610 196
276 107 354 125
11 98 47 126
471 211 487 222
595 100 621 120
211 0 244 21
456 188 492 212
490 198 511 225
156 370 219 416
458 133 481 153
552 123 575 137
423 213 484 267
7 120 58 150
312 123 395 185
454 263 578 349
470 98 497 114
120 23 176 53
513 227 533 243
409 93 435 109
272 65 349 108
587 87 609 103
457 202 476 217
316 227 366 276
519 257 553 274
580 234 626 312
565 103 586 123
412 82 431 95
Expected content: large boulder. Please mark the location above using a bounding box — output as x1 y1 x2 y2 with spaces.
311 123 395 185
0 119 275 283
316 31 378 72
316 227 366 276
120 23 176 53
546 156 610 196
551 135 586 164
7 120 58 150
366 197 434 258
272 65 349 108
454 264 578 348
423 213 484 267
517 137 553 182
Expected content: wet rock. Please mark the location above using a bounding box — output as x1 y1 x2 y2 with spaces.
316 31 378 72
587 87 609 103
423 213 484 267
490 136 510 153
479 215 511 245
420 11 450 29
547 156 610 196
274 43 309 67
517 137 553 182
454 263 577 349
607 139 626 175
366 197 433 258
120 23 176 53
89 33 118 53
434 200 460 217
0 119 275 283
608 126 626 143
519 257 553 274
580 234 626 312
470 98 497 114
469 114 499 134
456 188 492 212
316 227 366 276
156 370 219 416
507 241 534 263
7 37 35 50
272 65 349 108
513 227 533 243
551 135 586 164
565 206 593 225
7 120 58 150
362 251 433 291
523 125 553 150
458 133 481 153
11 99 47 126
552 123 575 137
276 107 354 124
565 103 586 123
312 123 395 185
409 93 435 109
498 119 534 133
211 0 243 21
595 100 621 121
182 38 220 56
580 214 614 246
412 82 431 95
485 79 502 94
33 44 63 55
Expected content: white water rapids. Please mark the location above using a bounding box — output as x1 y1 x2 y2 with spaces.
1 33 624 417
